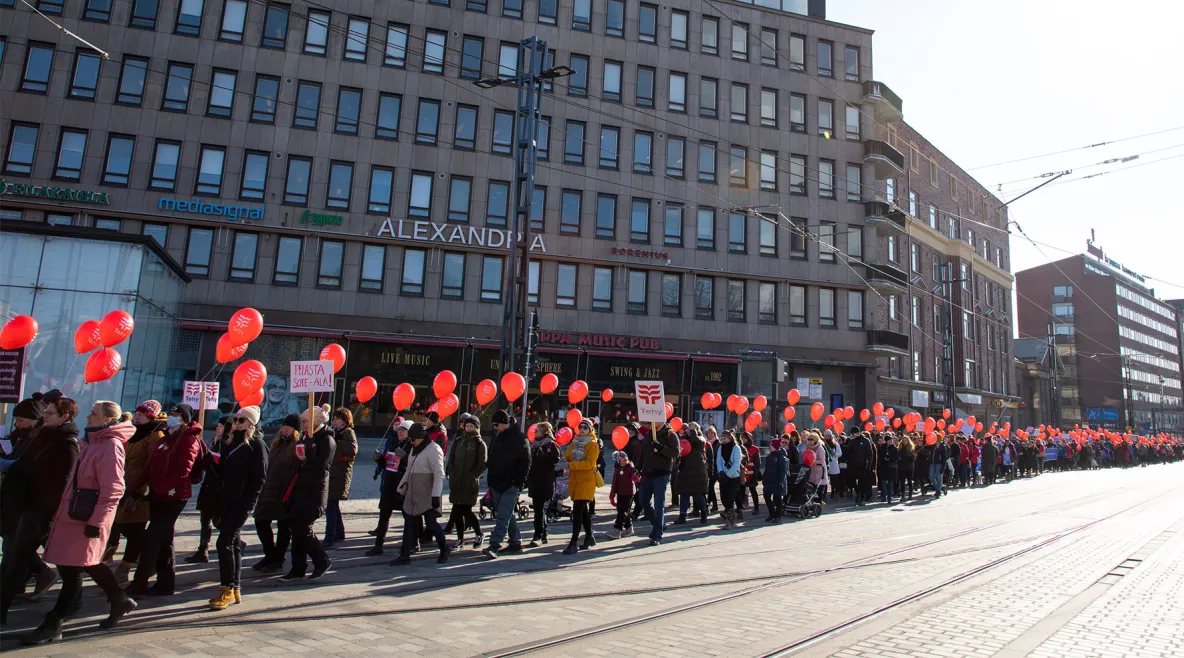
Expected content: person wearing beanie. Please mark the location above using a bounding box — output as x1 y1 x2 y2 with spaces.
206 406 268 610
251 413 302 571
483 409 530 559
635 423 680 546
526 422 559 547
0 395 80 623
762 438 788 523
108 403 168 581
278 405 335 581
423 410 449 453
605 450 635 539
323 408 358 549
445 414 487 550
366 420 413 556
390 423 449 565
124 404 202 598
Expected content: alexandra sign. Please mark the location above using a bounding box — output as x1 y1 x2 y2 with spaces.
0 179 109 205
300 209 343 226
536 330 662 351
377 218 546 252
158 197 263 220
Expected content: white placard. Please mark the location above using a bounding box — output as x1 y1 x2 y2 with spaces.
633 380 667 423
911 390 930 408
182 381 220 411
290 360 335 393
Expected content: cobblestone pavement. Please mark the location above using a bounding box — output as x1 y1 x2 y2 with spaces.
2 460 1182 657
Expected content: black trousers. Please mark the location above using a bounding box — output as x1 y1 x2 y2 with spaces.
400 511 445 558
763 491 784 517
373 508 395 545
1 513 49 619
449 504 481 542
719 476 740 512
531 497 549 540
897 472 914 498
745 481 761 511
614 495 633 529
108 521 147 563
569 500 593 545
707 476 719 509
256 518 292 563
289 519 329 576
54 564 124 620
196 509 217 552
131 498 186 592
216 518 246 588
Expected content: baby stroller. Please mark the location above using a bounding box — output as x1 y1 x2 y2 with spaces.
546 473 572 523
478 489 531 520
783 465 822 519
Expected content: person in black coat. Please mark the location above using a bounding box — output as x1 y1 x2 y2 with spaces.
877 435 900 503
187 415 233 564
526 422 560 546
483 410 530 559
981 438 999 485
845 432 876 506
1 394 79 623
281 406 335 581
367 421 411 556
636 423 680 546
207 406 268 609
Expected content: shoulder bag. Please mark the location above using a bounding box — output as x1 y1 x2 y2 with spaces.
67 464 99 522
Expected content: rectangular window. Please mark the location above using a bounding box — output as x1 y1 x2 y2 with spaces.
219 0 246 40
481 256 503 301
628 270 647 314
698 142 717 182
819 159 835 198
102 135 134 186
845 105 861 140
665 137 686 178
695 276 714 319
538 0 557 23
789 285 806 325
668 72 686 112
663 205 683 246
887 235 898 263
229 231 258 281
69 51 102 99
318 240 346 289
185 228 213 277
175 0 204 35
599 126 620 169
912 295 921 326
634 132 653 173
593 267 613 310
283 156 311 205
818 99 834 136
85 0 113 22
636 66 655 107
728 212 746 253
460 36 484 79
630 199 650 242
385 23 408 67
424 30 447 74
700 78 718 117
561 120 586 164
847 226 863 259
606 0 624 37
493 111 514 154
909 190 918 217
820 288 836 327
758 282 776 324
696 208 715 250
207 69 237 117
671 10 688 48
603 61 622 101
759 218 776 256
846 164 862 201
304 10 330 54
441 253 465 299
149 140 180 189
409 172 433 218
497 42 518 78
731 23 748 60
162 62 193 111
0 125 33 175
293 81 321 129
790 218 807 259
376 93 400 139
760 28 777 66
447 176 471 223
453 104 478 150
141 223 168 247
115 57 148 105
536 116 550 159
661 274 681 317
818 222 836 262
367 167 394 213
326 162 353 210
760 89 777 127
358 244 385 292
195 146 225 195
844 45 859 81
818 40 833 76
233 151 268 200
639 3 657 42
344 17 370 62
568 55 588 95
52 129 86 181
261 3 289 48
790 94 806 132
789 34 805 70
595 194 617 238
910 242 921 273
415 98 440 144
730 83 748 122
847 291 864 328
729 146 747 186
934 302 942 333
130 0 158 28
727 280 746 322
251 75 280 123
487 181 510 227
702 17 719 55
400 248 425 295
886 178 896 204
560 190 582 234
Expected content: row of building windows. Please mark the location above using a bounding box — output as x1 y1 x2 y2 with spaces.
1121 346 1181 374
1119 325 1180 356
1117 304 1178 340
884 351 1008 397
1115 283 1176 323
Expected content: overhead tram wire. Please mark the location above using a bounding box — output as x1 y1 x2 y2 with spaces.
991 142 1184 187
968 124 1184 170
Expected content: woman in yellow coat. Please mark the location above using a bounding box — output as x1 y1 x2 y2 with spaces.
563 418 600 555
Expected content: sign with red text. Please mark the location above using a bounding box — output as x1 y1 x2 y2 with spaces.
634 380 667 423
182 381 220 411
289 360 335 393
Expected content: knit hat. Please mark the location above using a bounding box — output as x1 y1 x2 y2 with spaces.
305 405 329 427
41 389 64 404
171 403 194 425
135 400 162 418
425 410 441 425
408 422 427 439
239 405 261 427
491 409 512 425
613 450 629 464
770 437 783 450
13 392 46 420
282 414 302 431
461 414 480 429
398 420 413 431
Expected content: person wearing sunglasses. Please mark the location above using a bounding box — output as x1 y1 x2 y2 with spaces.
207 406 267 610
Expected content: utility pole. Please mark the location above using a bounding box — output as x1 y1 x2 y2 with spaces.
1157 375 1166 435
520 310 538 428
1046 322 1061 430
1120 354 1133 432
940 262 957 419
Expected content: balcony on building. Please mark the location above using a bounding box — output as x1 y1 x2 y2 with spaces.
864 139 906 179
866 262 909 296
862 81 903 123
867 329 910 356
864 200 907 236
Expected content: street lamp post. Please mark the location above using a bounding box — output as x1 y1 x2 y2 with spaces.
472 37 571 417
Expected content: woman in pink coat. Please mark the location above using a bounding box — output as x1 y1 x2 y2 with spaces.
805 432 829 487
23 401 137 646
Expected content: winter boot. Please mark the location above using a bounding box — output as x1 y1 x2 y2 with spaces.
209 586 235 611
100 595 137 629
21 612 63 646
114 561 135 584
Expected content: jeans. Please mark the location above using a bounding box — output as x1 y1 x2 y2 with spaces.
614 495 633 529
488 487 521 550
324 500 345 543
109 521 147 563
216 519 245 588
637 473 671 540
929 464 944 495
400 511 446 558
54 564 125 620
879 472 896 501
957 463 971 487
131 498 187 592
289 520 328 576
679 494 707 520
1 513 49 618
531 498 549 541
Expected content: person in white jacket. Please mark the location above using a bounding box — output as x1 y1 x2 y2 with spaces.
392 423 449 565
823 429 843 504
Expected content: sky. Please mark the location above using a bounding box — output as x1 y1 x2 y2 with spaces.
828 0 1184 302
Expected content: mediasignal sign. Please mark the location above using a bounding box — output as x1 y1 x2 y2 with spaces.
157 197 263 220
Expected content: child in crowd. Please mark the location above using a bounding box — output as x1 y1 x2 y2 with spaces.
606 451 635 539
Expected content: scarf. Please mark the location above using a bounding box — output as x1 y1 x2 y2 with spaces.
721 441 736 469
570 433 593 462
129 420 164 444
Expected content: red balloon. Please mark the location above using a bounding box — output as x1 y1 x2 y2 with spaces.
238 388 265 407
392 383 415 411
726 395 738 412
320 343 347 374
527 424 538 442
860 409 871 422
664 402 674 420
1 315 39 351
886 407 895 419
475 379 498 406
803 449 816 467
73 320 102 354
602 388 614 402
942 408 951 420
670 417 684 433
355 376 378 403
843 406 855 421
568 380 588 404
924 417 936 433
99 310 134 348
926 432 938 445
232 360 268 400
745 412 762 433
216 332 248 364
967 415 977 427
611 426 630 450
432 370 457 398
784 422 796 434
502 372 526 402
753 395 767 412
810 402 825 422
540 373 559 394
784 406 796 421
701 393 714 409
786 389 801 406
679 438 691 457
892 418 902 428
938 419 947 430
711 393 723 409
823 414 836 429
874 419 886 431
872 402 885 416
84 347 122 383
735 396 749 414
567 408 583 431
975 422 984 433
438 393 460 419
864 422 873 431
556 427 573 446
227 308 263 346
835 421 845 434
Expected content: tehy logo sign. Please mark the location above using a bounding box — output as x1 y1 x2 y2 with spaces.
634 380 666 423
